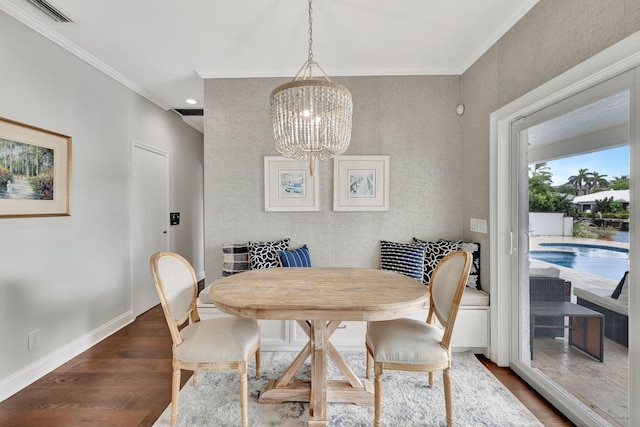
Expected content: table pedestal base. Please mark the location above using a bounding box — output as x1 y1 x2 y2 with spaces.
257 320 373 426
258 379 374 405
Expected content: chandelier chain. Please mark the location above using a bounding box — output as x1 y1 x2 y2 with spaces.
307 0 313 63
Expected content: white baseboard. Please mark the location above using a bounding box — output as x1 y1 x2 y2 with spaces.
0 310 135 402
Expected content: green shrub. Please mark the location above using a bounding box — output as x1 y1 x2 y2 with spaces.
593 226 618 239
573 220 597 238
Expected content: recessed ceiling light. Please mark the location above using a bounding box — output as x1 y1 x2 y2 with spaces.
186 99 198 105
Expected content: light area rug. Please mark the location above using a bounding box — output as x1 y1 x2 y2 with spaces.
153 351 542 427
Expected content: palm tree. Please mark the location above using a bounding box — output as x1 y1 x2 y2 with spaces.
529 163 553 194
611 175 630 190
567 168 590 195
586 171 609 192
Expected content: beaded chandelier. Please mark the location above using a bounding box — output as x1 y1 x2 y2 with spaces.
269 0 352 175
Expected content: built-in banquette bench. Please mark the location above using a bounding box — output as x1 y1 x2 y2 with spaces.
198 238 490 353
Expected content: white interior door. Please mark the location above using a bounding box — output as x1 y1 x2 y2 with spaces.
132 142 169 316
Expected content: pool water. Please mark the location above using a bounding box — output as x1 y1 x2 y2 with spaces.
530 244 629 281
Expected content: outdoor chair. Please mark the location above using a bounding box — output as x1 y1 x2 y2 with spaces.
529 275 572 338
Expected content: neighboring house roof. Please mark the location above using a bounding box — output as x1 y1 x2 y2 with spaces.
572 189 629 204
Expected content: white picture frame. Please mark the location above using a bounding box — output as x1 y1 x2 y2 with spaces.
333 155 389 211
264 156 319 212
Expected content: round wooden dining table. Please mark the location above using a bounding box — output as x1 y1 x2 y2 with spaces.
210 267 428 426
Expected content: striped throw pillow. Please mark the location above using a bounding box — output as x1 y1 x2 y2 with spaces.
278 244 311 267
222 242 250 277
380 240 426 281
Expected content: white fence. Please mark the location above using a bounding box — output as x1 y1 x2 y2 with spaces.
529 212 573 236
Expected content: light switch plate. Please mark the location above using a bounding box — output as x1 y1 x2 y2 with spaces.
470 218 488 233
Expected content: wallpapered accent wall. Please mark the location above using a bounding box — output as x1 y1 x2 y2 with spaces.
204 76 464 281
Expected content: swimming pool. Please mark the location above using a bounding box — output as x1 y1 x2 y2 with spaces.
529 243 629 281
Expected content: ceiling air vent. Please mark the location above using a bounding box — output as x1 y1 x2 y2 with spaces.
173 109 204 116
24 0 73 23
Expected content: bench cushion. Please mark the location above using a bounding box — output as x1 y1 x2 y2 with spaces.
574 287 627 316
198 284 216 305
460 287 490 306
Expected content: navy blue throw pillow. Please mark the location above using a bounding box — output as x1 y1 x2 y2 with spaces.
278 244 312 267
380 240 426 281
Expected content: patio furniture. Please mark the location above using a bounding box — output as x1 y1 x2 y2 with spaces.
574 287 628 347
529 275 572 338
530 301 604 362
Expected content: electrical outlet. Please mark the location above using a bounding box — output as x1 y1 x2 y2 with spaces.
28 329 40 351
470 218 488 234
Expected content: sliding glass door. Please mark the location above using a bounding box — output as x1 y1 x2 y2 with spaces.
511 73 632 426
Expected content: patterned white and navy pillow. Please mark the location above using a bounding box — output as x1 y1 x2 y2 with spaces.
278 244 311 267
458 241 481 289
380 240 426 281
248 238 290 269
221 242 250 277
413 238 481 289
413 238 460 286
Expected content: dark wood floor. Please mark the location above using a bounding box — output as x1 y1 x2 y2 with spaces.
0 305 572 426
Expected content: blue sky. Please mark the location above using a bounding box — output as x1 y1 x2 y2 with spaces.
543 145 630 186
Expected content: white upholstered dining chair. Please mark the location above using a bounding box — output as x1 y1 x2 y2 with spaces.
150 251 261 426
365 250 472 427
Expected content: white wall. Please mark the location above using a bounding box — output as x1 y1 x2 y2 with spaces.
0 10 204 399
529 212 569 236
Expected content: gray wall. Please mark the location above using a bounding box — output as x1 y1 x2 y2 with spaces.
204 0 640 291
0 11 204 387
459 0 640 284
204 76 464 280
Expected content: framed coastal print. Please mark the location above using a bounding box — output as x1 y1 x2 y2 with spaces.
264 156 319 212
333 155 389 211
0 117 71 218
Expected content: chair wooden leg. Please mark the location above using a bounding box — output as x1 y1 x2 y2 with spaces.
255 347 261 379
428 371 434 388
366 350 372 379
170 363 181 425
374 363 383 427
192 369 198 386
443 368 453 427
239 362 248 427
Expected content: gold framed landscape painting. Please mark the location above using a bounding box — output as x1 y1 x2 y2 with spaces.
0 117 71 218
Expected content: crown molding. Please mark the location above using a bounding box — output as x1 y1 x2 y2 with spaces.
0 0 170 110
